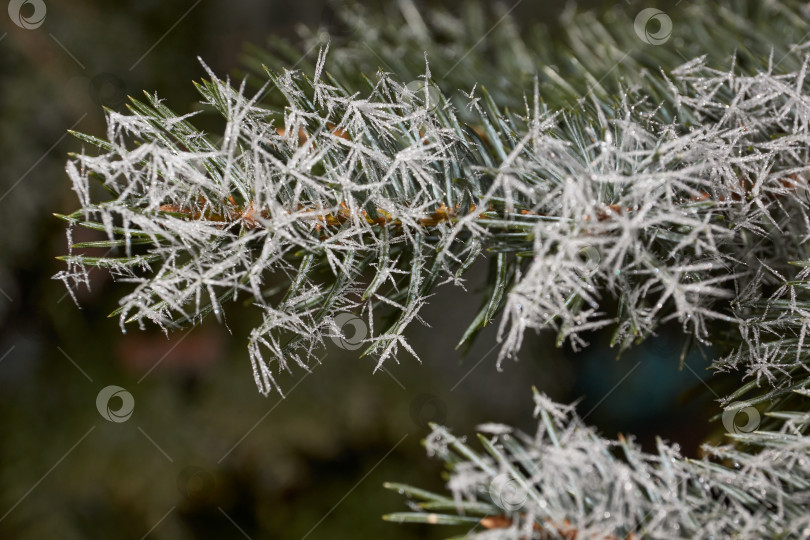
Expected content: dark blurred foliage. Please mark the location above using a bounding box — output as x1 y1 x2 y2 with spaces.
0 1 719 538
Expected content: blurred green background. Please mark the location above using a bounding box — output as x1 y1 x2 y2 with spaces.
0 1 716 538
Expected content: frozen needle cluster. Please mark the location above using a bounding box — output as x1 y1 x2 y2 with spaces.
56 0 810 536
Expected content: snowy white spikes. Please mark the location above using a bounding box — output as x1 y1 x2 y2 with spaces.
54 0 810 534
404 388 810 539
57 50 810 396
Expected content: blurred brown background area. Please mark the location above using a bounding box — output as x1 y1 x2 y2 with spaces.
0 1 714 538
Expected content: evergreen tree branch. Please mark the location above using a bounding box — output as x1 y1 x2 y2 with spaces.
54 1 810 535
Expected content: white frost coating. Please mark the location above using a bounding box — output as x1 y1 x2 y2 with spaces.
56 50 810 401
421 387 810 538
50 1 810 535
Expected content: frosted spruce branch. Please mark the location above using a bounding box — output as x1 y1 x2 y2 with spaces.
384 387 810 539
57 46 810 395
54 0 810 537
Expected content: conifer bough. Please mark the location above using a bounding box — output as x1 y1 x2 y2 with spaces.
56 0 810 537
